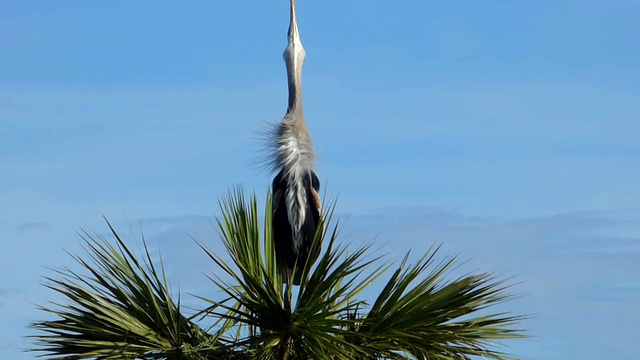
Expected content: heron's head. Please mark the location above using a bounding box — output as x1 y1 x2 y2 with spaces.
283 0 306 78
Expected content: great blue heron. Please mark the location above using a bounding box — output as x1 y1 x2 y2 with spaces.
270 0 322 285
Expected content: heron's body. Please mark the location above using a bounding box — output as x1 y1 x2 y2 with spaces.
270 0 322 285
272 169 320 285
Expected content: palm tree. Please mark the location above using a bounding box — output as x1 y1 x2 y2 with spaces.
30 189 526 359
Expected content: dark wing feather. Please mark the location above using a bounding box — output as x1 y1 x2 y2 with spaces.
291 171 322 285
272 170 296 277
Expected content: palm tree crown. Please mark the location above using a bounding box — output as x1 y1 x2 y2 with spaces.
31 190 525 359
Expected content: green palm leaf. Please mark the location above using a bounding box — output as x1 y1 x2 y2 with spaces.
30 220 216 360
355 249 525 359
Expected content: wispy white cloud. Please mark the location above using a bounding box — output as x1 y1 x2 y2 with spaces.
580 245 640 254
0 288 26 297
13 221 49 233
616 281 640 289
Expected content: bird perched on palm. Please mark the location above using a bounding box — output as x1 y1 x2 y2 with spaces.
268 0 322 285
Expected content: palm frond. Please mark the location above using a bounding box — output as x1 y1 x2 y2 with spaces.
30 220 217 360
355 247 526 360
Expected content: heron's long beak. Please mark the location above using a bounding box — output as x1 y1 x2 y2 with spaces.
290 0 297 25
284 0 305 111
288 0 301 43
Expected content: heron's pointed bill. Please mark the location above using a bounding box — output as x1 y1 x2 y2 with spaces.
285 0 305 73
288 0 300 42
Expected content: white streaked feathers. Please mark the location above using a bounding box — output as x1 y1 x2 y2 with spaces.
274 114 314 175
272 113 315 247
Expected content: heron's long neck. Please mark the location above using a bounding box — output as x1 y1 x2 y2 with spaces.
286 67 304 114
277 64 313 175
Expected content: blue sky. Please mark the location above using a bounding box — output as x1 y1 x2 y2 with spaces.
1 0 639 358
